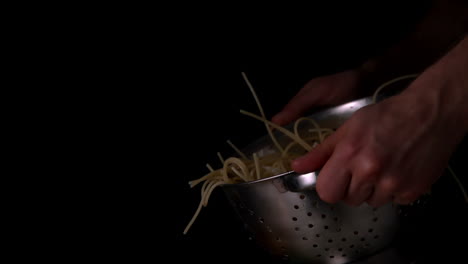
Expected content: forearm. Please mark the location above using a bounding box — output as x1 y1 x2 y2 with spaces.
361 0 468 81
402 36 468 135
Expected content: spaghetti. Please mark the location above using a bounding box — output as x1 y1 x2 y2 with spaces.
184 72 466 235
183 73 322 234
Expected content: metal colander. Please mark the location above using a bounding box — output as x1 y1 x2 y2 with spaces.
221 96 402 264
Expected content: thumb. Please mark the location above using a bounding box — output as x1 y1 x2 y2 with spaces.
292 131 340 173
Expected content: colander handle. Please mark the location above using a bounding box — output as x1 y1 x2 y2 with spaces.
283 171 319 192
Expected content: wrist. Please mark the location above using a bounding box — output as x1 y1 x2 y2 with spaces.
407 36 468 133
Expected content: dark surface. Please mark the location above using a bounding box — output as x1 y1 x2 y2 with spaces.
165 1 468 263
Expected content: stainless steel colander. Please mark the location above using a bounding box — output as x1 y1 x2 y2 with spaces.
221 96 402 264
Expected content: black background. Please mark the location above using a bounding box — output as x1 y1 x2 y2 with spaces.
16 2 467 263
130 1 468 263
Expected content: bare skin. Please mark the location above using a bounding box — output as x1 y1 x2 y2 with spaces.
271 70 367 126
272 1 468 207
273 0 468 128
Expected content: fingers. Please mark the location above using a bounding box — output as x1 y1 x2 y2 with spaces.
392 185 427 205
344 151 381 206
272 81 322 126
272 96 317 126
365 186 393 208
292 129 351 204
393 192 420 205
272 70 362 126
315 154 352 204
291 129 341 173
366 174 429 207
344 180 375 207
365 176 400 207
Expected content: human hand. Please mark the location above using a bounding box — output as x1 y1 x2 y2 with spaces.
291 37 468 207
272 69 369 126
292 95 456 207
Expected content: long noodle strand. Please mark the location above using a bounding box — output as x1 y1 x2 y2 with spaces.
242 72 285 154
184 73 446 235
240 109 312 151
372 74 419 103
448 165 468 204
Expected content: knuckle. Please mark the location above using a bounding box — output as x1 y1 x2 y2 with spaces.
357 153 383 180
338 141 359 160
